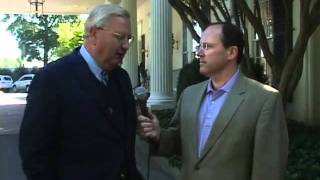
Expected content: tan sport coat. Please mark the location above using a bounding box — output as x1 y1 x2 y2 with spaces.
155 73 289 180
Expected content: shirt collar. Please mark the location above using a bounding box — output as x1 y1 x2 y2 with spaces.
207 68 240 94
79 45 104 81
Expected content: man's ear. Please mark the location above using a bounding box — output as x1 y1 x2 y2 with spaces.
227 46 238 61
88 26 98 45
89 26 98 36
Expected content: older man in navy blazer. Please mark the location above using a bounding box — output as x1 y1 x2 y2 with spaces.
19 4 142 180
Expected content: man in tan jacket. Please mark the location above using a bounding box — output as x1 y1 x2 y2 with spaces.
138 23 288 180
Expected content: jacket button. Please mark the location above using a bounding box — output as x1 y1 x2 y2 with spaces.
194 164 200 170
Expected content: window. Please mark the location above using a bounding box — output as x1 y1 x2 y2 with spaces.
259 0 273 37
21 77 33 81
252 0 273 84
4 77 12 81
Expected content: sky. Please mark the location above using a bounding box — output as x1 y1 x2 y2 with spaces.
0 14 21 59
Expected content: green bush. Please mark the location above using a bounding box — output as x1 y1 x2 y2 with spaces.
154 109 320 179
153 109 175 129
11 67 28 81
286 120 320 180
0 68 13 75
176 59 207 101
241 57 269 85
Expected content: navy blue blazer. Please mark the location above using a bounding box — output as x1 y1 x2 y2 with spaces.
19 48 142 180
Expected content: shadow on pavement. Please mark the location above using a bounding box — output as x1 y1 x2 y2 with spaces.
0 134 26 180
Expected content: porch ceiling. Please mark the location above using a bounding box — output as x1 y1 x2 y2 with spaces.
0 0 110 15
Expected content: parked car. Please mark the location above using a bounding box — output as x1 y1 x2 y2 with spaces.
13 74 35 92
0 75 14 92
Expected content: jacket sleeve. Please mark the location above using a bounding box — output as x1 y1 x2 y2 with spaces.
19 69 59 180
152 92 183 157
251 92 289 180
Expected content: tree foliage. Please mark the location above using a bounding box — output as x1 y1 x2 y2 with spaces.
1 14 80 65
0 57 22 68
169 0 320 106
54 21 84 58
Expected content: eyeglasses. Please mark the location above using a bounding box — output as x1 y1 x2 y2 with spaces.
97 27 134 45
195 43 214 51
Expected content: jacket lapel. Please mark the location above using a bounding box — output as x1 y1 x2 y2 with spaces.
72 51 105 106
110 68 131 135
111 68 130 114
189 81 209 160
71 49 113 121
196 74 248 162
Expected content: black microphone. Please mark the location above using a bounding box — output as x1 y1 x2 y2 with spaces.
133 86 151 180
134 86 150 116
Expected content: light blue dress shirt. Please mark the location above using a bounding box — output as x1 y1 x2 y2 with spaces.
79 45 107 83
197 68 239 157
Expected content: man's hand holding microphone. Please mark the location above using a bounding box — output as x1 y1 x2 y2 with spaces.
134 86 160 142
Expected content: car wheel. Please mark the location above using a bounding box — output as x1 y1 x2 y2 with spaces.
12 85 17 93
3 89 9 93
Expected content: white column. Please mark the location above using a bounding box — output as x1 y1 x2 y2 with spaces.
148 0 175 109
120 0 139 88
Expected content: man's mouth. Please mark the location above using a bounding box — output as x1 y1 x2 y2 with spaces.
199 60 206 64
115 52 124 59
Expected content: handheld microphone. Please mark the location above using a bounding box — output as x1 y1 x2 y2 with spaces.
134 86 150 116
133 86 151 180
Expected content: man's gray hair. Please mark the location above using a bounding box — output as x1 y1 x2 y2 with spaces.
84 4 130 37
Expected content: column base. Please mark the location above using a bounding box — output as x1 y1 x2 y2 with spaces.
148 95 175 110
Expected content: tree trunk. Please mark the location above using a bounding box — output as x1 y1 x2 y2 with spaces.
43 15 49 65
279 32 310 103
284 58 303 105
271 64 282 89
43 51 49 65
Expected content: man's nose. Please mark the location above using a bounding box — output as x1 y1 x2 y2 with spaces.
196 50 204 58
121 41 130 49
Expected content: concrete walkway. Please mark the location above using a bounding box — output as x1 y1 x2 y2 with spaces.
135 137 179 180
0 93 27 180
0 134 26 180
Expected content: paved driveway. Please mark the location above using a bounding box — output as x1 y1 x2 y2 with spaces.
0 92 26 135
0 92 27 180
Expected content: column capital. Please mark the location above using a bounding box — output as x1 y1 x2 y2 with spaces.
106 0 121 4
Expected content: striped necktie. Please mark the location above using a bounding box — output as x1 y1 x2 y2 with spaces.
100 71 108 86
